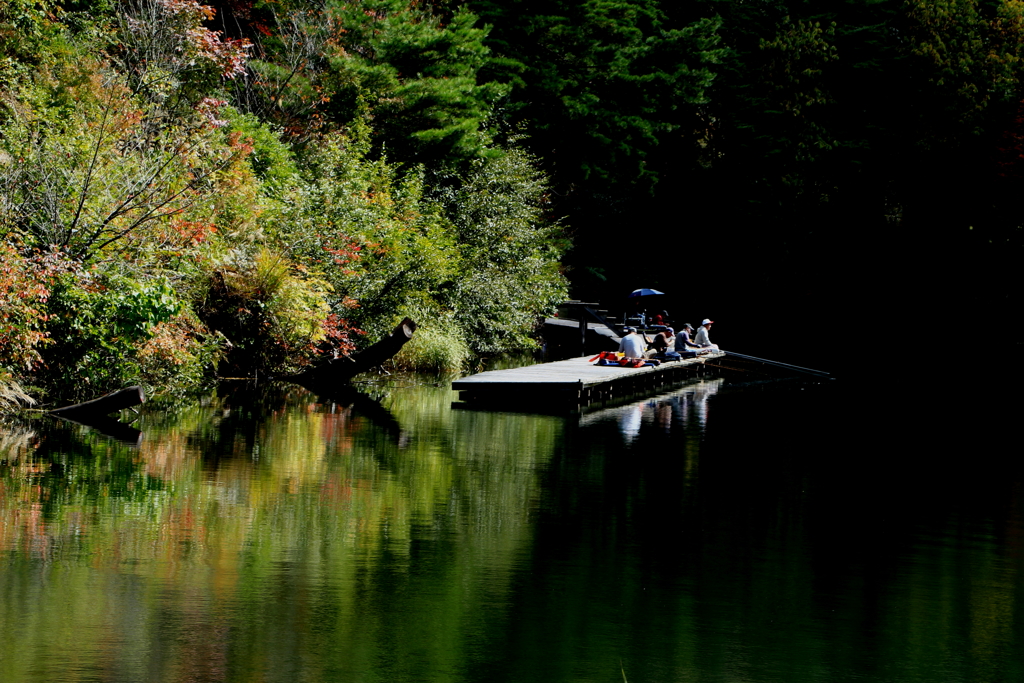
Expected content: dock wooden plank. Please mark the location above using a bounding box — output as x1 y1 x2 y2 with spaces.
452 352 725 397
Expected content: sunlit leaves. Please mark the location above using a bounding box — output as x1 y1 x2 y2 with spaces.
281 127 457 341
196 248 348 375
114 0 252 119
439 147 568 352
0 243 73 372
38 271 194 399
276 125 565 358
906 0 1024 133
0 71 248 262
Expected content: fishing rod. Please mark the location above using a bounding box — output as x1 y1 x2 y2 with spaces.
720 350 833 378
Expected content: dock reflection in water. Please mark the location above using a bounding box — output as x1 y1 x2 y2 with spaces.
0 377 1021 683
579 377 723 443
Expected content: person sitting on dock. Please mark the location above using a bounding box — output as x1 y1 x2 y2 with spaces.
652 327 687 361
649 327 674 356
694 319 719 351
675 324 701 356
618 327 646 359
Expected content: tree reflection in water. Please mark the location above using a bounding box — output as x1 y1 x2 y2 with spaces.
0 377 1021 683
0 379 562 682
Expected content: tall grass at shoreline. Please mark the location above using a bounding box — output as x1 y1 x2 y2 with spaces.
391 325 472 373
0 373 36 414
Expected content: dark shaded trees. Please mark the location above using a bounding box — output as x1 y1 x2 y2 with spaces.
472 0 725 190
692 0 1024 368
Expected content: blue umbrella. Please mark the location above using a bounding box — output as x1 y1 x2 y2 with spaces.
627 288 665 298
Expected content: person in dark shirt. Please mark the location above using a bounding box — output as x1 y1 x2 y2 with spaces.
650 327 674 355
675 324 700 353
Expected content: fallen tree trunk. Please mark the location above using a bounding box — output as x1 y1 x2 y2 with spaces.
49 386 146 418
285 317 417 391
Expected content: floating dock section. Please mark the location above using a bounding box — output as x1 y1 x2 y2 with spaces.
452 352 725 410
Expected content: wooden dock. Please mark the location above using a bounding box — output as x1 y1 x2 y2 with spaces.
542 317 622 356
452 352 725 410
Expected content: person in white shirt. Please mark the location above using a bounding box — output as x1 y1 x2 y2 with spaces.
694 319 719 351
617 327 645 359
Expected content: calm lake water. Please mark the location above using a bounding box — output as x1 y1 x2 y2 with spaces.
1 370 1021 683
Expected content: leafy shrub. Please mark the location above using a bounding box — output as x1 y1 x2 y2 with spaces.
281 127 458 343
391 321 471 373
197 248 356 376
0 243 74 374
281 129 566 360
224 108 298 198
38 272 187 400
135 312 223 400
437 147 568 353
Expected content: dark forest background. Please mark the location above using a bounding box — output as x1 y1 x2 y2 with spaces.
465 0 1024 375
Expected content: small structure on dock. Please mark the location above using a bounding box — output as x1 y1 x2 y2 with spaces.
543 300 622 357
452 352 725 411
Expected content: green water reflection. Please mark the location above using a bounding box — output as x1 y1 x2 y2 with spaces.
0 378 1021 683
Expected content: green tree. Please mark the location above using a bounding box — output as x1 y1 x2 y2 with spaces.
278 121 459 343
0 70 247 262
438 147 568 352
329 0 508 166
236 0 507 167
276 122 565 360
471 0 726 191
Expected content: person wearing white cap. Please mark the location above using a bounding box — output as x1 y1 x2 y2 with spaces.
694 319 718 350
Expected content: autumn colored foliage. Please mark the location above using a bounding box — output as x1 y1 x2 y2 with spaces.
0 0 568 402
